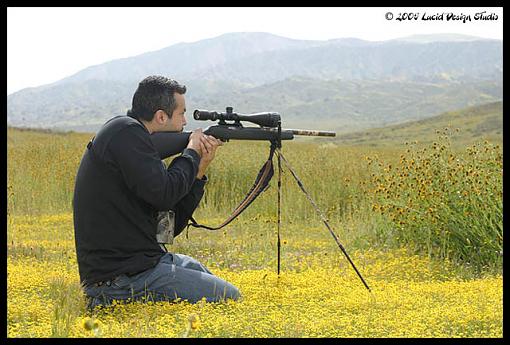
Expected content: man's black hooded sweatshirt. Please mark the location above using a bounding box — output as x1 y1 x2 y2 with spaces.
73 115 205 286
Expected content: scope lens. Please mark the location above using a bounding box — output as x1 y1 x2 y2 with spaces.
193 109 209 120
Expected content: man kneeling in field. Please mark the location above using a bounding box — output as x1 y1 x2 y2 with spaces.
73 75 241 310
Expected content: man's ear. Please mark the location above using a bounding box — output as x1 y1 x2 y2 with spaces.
154 110 167 124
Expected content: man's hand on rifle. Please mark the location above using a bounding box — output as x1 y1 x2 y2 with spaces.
187 129 207 157
197 134 223 179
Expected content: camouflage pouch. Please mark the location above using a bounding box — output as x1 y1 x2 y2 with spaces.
156 210 175 245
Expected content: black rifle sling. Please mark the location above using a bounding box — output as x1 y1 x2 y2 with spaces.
188 145 276 231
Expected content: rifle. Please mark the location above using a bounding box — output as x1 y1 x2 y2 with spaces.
151 107 371 292
150 107 335 160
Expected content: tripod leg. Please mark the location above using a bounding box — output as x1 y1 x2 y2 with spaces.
277 148 282 276
278 151 371 292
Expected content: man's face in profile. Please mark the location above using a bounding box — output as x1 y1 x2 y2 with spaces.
164 93 187 132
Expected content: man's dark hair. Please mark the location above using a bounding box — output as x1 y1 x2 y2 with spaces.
127 75 186 121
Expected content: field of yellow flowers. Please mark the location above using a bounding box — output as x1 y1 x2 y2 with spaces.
7 127 502 338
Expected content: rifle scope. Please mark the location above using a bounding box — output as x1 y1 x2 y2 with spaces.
193 107 281 128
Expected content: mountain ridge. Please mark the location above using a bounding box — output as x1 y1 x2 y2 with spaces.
7 32 502 134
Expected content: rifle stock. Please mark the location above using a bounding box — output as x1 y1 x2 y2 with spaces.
150 131 191 159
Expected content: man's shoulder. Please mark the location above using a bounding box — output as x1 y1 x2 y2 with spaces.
101 116 146 135
94 116 150 155
100 115 149 138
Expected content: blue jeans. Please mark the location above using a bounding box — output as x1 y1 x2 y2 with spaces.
84 253 241 310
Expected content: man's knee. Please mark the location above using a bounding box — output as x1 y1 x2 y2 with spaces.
228 285 242 301
213 280 241 302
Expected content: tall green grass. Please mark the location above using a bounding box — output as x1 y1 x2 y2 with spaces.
7 129 92 216
7 128 396 224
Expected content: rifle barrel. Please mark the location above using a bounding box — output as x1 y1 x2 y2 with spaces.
285 129 336 137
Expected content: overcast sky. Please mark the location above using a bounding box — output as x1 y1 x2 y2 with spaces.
7 7 503 95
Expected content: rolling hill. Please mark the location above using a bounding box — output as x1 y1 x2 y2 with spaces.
333 101 503 147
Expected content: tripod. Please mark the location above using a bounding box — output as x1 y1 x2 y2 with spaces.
188 124 371 292
274 146 371 292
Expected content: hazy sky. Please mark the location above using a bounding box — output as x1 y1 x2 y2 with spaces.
7 7 503 95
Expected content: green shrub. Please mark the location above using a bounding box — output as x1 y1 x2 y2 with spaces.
366 127 502 273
